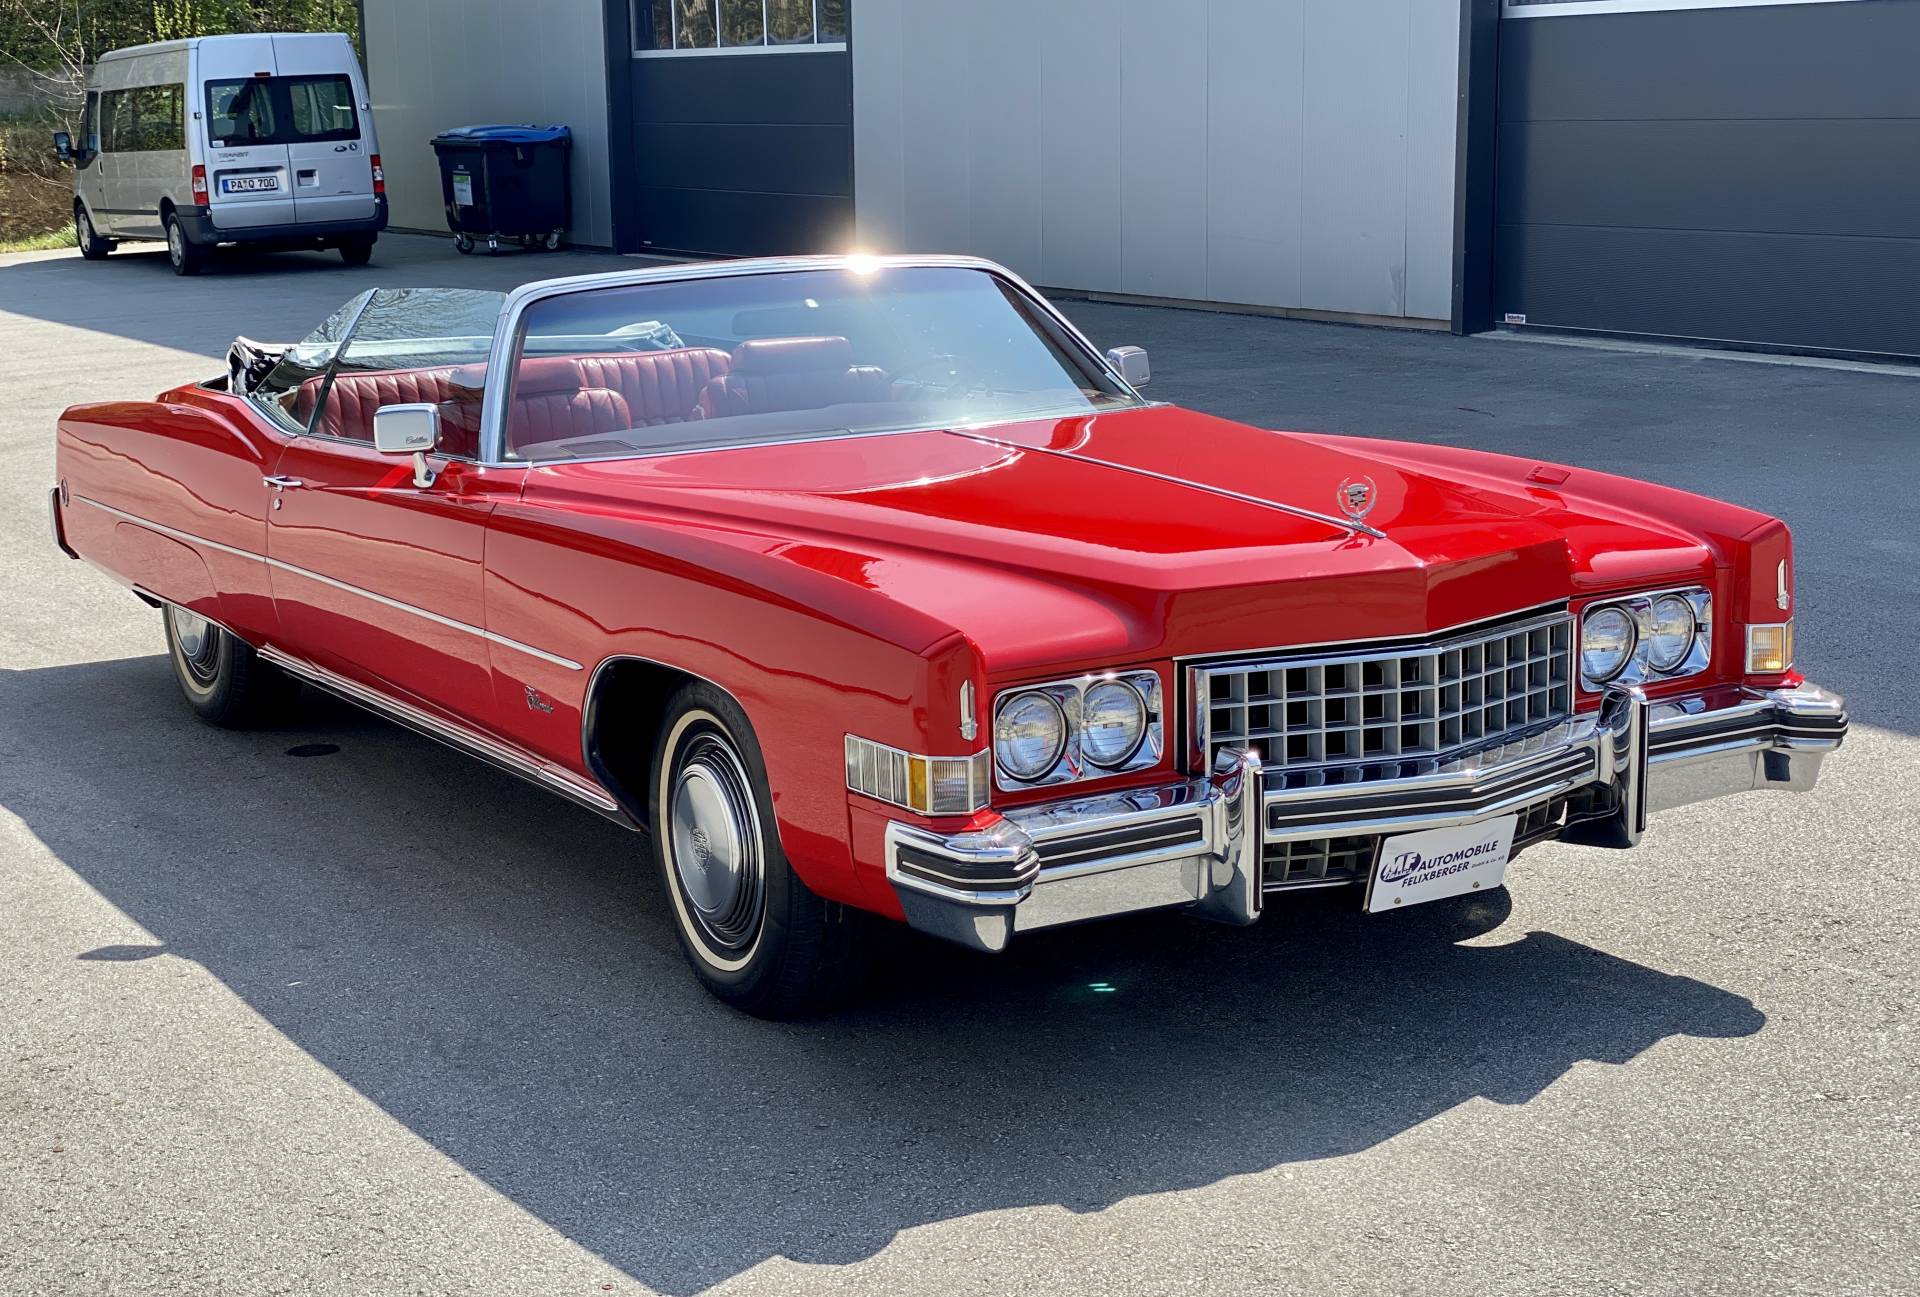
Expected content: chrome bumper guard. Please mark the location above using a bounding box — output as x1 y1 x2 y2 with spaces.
885 682 1846 953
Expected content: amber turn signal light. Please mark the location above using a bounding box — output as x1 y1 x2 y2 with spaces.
1746 622 1794 674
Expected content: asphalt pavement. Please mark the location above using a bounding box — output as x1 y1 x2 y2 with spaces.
1 234 1915 1297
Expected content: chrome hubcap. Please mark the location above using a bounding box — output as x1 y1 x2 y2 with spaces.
167 223 183 262
668 733 765 951
169 606 217 682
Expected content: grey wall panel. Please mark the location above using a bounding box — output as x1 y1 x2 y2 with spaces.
1495 222 1920 357
1495 0 1920 357
363 0 613 246
894 4 974 256
1405 0 1464 321
1118 0 1210 302
1499 119 1920 242
1205 0 1306 311
853 0 1462 322
964 0 1044 275
1300 0 1411 317
1500 2 1920 123
1034 0 1123 294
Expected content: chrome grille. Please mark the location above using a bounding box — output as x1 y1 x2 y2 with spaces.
1194 611 1574 771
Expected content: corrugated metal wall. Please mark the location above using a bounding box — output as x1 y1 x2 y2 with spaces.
1496 0 1920 359
360 0 614 248
852 0 1461 323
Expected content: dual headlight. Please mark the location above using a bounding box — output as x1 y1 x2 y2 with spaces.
992 671 1164 789
1580 588 1712 689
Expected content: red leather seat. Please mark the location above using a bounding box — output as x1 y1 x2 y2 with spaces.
289 347 740 461
696 337 889 419
294 366 481 452
507 357 631 454
572 347 731 428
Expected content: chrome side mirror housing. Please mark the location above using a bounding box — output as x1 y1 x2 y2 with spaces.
1107 345 1151 388
372 403 441 488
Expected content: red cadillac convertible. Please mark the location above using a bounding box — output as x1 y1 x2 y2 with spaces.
50 256 1847 1016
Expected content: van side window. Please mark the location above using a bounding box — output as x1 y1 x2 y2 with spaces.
101 89 134 153
129 85 184 151
80 92 100 153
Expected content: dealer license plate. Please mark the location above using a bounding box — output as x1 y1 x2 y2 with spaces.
221 175 280 193
1366 815 1517 913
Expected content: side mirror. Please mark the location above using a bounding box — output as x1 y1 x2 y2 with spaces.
52 132 72 162
1106 345 1151 388
372 403 441 488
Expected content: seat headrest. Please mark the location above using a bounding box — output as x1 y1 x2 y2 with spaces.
514 357 584 395
730 336 855 375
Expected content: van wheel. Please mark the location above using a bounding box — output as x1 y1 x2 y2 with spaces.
74 204 110 259
339 236 375 266
162 605 298 727
165 213 205 276
649 682 873 1018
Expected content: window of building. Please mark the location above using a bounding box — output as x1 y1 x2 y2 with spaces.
632 0 847 54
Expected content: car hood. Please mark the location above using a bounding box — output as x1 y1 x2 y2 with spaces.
526 406 1720 673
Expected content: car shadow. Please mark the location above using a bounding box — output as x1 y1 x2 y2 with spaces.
0 656 1766 1294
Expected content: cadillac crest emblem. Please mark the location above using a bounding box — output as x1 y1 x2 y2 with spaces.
1338 475 1377 525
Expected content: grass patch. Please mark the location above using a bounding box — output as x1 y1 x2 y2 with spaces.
0 223 76 253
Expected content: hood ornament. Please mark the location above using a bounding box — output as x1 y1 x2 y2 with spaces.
1337 475 1378 527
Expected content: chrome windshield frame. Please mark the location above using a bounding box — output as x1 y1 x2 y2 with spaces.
473 254 1147 468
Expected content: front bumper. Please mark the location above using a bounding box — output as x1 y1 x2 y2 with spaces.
885 682 1847 953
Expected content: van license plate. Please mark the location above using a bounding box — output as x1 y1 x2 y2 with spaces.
1366 815 1517 913
221 176 279 193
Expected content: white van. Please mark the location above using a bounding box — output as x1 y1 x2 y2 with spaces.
54 32 386 275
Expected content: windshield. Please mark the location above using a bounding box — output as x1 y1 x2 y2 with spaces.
247 288 505 440
504 265 1139 462
206 74 359 145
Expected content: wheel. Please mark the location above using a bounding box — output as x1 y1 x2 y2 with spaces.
339 236 375 266
454 233 474 255
74 203 110 259
162 604 298 727
649 682 872 1017
164 212 205 276
543 230 562 251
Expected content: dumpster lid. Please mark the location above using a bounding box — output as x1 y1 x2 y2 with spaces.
432 124 571 145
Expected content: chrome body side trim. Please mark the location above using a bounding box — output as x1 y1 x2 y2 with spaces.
257 644 630 822
884 680 1846 953
73 495 582 671
49 485 78 559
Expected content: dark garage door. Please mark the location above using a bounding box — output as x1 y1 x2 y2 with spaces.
1495 0 1920 360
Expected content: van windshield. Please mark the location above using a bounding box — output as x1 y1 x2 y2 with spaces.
206 75 358 145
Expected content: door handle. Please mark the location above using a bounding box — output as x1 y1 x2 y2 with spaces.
263 475 304 489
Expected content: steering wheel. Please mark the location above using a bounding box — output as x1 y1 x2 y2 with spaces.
898 355 995 400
